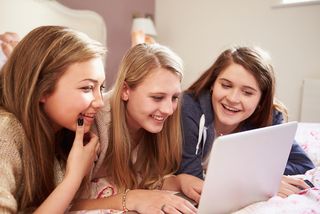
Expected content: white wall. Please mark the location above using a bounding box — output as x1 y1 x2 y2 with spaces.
155 0 320 121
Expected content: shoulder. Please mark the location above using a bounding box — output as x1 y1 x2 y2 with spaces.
92 93 112 178
181 92 203 122
95 92 112 126
181 92 202 113
182 92 198 106
94 91 112 142
0 108 25 147
272 109 284 125
0 108 24 212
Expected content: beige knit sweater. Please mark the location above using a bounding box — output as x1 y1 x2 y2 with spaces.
0 93 111 213
0 108 65 213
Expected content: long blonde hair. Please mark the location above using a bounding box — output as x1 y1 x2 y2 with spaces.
105 43 183 190
0 26 106 209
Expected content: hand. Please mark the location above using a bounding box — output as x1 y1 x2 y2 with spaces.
277 175 310 198
131 30 156 47
65 119 100 182
126 189 197 214
0 32 20 58
177 174 203 204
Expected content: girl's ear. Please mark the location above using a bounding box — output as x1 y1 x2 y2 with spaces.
40 96 47 103
121 82 129 101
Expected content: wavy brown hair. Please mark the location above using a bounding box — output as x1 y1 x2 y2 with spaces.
104 43 183 190
0 26 106 209
187 46 287 128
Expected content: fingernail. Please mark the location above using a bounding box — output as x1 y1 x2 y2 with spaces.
77 117 84 126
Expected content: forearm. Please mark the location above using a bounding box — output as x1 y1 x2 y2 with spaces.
162 175 181 191
285 143 315 175
70 193 123 211
34 175 82 213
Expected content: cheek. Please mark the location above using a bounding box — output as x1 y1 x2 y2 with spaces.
211 90 221 107
172 102 178 113
212 84 223 100
71 93 94 107
245 98 260 114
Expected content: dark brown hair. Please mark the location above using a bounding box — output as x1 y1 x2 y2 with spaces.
187 46 287 128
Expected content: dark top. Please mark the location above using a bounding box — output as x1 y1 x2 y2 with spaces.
177 90 315 179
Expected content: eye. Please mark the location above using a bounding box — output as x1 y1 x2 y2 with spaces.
100 85 106 93
243 90 254 96
221 83 231 89
151 96 163 101
81 85 94 92
172 96 179 102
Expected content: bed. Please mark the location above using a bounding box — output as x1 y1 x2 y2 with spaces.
0 0 106 46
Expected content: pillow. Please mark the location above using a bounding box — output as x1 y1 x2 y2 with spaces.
295 123 320 167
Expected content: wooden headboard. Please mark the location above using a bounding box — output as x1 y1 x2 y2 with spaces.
0 0 106 46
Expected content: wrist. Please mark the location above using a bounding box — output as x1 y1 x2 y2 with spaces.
63 174 82 189
122 189 130 212
123 189 140 211
163 175 181 191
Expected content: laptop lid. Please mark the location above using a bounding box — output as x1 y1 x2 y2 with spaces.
198 121 298 214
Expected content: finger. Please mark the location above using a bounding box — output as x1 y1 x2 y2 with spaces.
161 204 181 214
84 132 98 147
1 43 13 58
0 32 20 42
277 192 287 198
285 177 310 190
279 184 299 197
280 180 301 193
172 197 197 214
74 117 85 146
11 40 19 49
183 200 197 213
185 189 200 204
6 32 20 41
295 179 311 190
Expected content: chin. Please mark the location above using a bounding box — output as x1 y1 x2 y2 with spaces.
145 126 164 134
219 117 241 127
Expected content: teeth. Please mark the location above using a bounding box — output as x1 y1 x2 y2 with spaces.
81 113 95 118
223 104 239 112
152 115 164 121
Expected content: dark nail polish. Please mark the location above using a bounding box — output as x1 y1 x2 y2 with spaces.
77 117 84 126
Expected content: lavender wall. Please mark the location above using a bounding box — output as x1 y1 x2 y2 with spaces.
58 0 155 88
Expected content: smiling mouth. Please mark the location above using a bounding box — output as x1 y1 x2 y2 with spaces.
152 114 165 121
80 113 95 119
221 104 240 113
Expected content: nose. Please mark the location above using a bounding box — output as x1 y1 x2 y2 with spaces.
92 92 104 109
160 100 174 115
226 89 241 103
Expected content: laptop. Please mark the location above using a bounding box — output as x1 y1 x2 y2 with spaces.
197 121 298 214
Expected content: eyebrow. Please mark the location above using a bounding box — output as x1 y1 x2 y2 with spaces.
79 79 101 84
219 78 259 92
149 92 181 96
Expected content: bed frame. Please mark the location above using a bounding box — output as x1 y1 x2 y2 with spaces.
0 0 106 46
